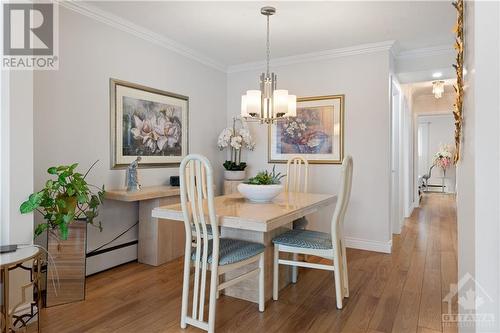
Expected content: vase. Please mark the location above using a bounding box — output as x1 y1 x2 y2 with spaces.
224 170 246 181
46 219 87 307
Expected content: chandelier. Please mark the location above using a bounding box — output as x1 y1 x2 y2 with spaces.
240 6 296 124
432 80 445 99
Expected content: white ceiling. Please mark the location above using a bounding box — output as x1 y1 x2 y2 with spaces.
87 1 455 66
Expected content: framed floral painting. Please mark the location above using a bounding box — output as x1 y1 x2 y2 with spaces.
268 95 344 164
110 79 189 168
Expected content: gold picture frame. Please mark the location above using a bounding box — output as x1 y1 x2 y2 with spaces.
110 78 189 169
268 95 345 164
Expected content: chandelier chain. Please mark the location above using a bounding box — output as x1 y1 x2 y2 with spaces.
266 14 270 76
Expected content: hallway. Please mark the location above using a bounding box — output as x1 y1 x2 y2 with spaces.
38 194 458 333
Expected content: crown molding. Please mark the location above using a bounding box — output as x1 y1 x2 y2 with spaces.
227 40 396 73
396 45 454 60
57 1 226 72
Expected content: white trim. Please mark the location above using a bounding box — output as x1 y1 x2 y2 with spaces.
396 45 455 60
227 40 396 73
344 237 392 254
57 1 226 72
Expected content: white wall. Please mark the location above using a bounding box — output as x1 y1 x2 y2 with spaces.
457 1 500 332
33 7 227 273
417 114 456 192
227 51 392 252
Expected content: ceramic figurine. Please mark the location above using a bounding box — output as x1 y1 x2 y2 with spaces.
126 156 142 191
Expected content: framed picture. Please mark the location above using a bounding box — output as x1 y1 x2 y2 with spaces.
110 79 189 168
268 95 344 164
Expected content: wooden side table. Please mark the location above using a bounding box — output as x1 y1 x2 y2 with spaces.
105 185 184 266
1 246 42 333
223 180 244 195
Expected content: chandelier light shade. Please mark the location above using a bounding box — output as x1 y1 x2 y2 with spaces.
241 6 297 124
432 80 445 99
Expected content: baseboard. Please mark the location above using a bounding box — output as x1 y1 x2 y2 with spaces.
86 243 138 275
345 237 392 254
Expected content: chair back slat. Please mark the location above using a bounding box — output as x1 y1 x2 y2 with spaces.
179 154 218 323
331 156 353 240
285 155 309 193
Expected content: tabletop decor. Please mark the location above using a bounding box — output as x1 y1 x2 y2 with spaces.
452 0 464 162
237 166 285 202
218 117 255 180
20 161 105 307
269 95 344 164
434 145 453 193
110 78 189 168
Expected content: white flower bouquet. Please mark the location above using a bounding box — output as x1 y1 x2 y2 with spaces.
217 118 255 171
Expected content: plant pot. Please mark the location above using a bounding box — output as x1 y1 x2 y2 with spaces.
237 183 283 203
224 170 246 181
46 220 87 307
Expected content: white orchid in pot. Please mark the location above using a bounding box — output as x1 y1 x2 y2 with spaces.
218 118 255 180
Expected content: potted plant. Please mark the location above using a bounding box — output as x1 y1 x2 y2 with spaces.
433 144 453 192
20 161 105 307
218 118 255 180
237 166 286 203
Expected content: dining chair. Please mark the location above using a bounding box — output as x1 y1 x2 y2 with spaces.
285 155 310 282
272 155 353 309
179 154 265 333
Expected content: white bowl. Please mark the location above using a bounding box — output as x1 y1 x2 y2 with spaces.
237 183 283 203
224 170 246 181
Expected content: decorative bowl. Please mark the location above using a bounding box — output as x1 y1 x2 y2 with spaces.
237 183 283 203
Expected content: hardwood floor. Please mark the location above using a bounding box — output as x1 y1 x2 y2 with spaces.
36 194 457 333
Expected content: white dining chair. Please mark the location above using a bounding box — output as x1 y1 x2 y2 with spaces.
272 155 353 309
180 154 265 333
285 155 310 282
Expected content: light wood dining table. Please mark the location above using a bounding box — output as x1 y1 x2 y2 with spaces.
152 191 336 304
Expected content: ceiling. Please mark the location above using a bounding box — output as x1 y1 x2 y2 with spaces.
87 1 455 66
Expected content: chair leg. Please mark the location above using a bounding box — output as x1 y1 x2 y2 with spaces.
258 254 265 312
341 243 349 298
216 274 223 299
273 245 279 301
208 265 219 333
333 252 343 309
180 252 191 328
292 253 298 283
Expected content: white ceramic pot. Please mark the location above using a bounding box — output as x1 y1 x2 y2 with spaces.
237 183 283 203
224 170 246 181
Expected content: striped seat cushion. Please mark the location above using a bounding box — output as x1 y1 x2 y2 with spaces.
272 229 333 249
191 238 264 266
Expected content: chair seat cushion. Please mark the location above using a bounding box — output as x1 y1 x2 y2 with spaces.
191 238 264 266
191 224 213 236
272 229 333 249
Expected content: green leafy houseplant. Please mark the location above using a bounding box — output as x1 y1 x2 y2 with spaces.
245 166 286 185
223 161 247 171
20 161 105 240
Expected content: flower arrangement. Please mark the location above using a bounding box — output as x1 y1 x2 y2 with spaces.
217 118 255 171
434 144 453 171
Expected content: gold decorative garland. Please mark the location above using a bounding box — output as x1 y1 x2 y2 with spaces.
452 0 464 163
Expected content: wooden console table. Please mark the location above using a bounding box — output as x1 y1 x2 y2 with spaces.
105 186 184 266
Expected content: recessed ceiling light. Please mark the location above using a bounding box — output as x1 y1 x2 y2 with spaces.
432 72 443 78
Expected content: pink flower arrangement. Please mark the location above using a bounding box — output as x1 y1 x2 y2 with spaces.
434 145 454 170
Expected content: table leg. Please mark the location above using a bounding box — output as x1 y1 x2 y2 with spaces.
139 197 184 266
220 226 292 303
1 267 10 333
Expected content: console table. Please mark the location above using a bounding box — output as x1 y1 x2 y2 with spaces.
105 186 184 266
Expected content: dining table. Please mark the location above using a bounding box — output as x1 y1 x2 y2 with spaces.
152 191 337 304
